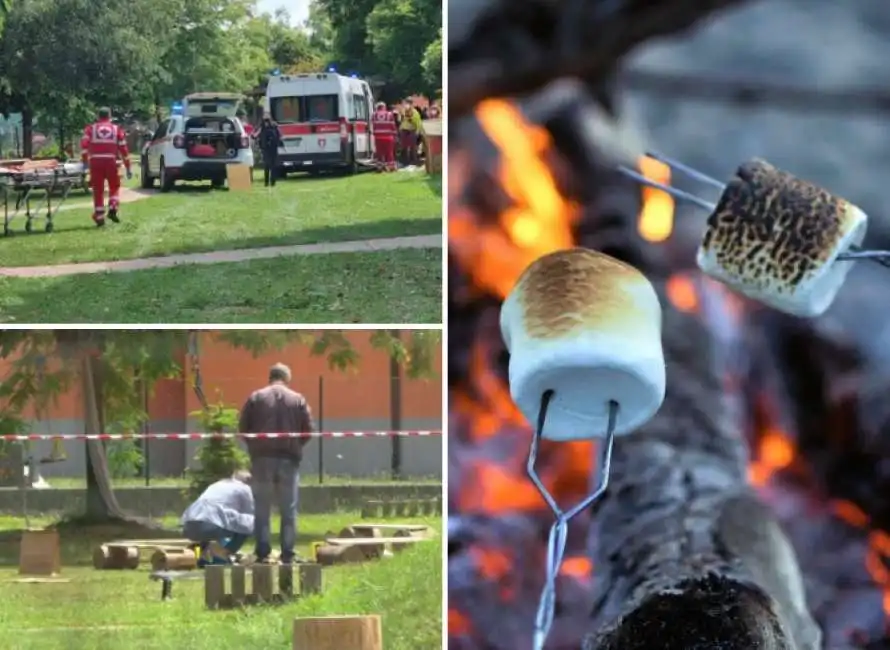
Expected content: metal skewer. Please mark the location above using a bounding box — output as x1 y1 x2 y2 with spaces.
618 153 890 268
527 390 617 650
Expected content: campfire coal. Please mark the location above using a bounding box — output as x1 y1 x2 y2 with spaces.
447 79 890 649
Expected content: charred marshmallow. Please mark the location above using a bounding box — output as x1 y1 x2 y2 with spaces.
696 159 867 318
500 248 665 441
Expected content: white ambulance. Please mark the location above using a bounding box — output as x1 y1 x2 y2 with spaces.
263 72 375 175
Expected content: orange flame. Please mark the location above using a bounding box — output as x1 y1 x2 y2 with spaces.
637 157 674 242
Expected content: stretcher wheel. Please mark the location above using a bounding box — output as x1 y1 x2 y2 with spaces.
24 219 32 233
45 222 53 233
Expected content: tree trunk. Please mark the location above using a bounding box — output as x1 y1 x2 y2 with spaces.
21 104 33 159
581 288 821 650
81 353 128 521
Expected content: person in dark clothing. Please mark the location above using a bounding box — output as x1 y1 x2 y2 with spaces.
239 363 314 564
255 114 282 187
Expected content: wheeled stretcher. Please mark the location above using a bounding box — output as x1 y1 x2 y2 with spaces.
1 159 88 236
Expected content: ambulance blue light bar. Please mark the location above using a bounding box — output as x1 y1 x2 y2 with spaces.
171 102 183 116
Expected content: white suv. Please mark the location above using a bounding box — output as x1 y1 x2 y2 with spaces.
140 93 254 192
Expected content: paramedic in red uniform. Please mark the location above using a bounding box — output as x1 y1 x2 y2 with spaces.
372 102 396 172
80 107 132 227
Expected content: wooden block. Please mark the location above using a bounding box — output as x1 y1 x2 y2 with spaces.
279 564 294 597
150 548 196 571
226 164 251 191
217 593 234 609
231 565 246 605
360 504 374 519
381 502 395 517
20 529 61 576
316 544 365 566
108 545 140 570
293 615 382 650
92 545 111 569
391 529 413 553
298 563 322 595
393 501 407 517
253 564 274 602
204 565 225 609
405 501 419 517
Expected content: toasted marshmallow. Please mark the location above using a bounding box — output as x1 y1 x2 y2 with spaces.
696 159 867 318
500 248 665 441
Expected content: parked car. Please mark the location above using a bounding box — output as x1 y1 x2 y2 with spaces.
141 92 254 191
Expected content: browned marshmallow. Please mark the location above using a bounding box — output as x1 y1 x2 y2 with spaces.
696 159 866 317
500 248 665 440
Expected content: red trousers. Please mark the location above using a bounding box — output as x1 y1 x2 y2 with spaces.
89 158 121 215
374 136 395 168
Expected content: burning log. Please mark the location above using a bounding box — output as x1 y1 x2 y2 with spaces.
448 0 752 115
581 287 821 650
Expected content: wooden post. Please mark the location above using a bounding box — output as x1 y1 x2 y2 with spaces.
279 564 294 597
230 566 247 606
382 502 395 517
19 529 61 576
292 615 382 650
298 563 323 595
204 565 225 609
253 564 274 602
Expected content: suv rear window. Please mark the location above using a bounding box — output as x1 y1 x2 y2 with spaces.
184 117 240 133
270 95 339 123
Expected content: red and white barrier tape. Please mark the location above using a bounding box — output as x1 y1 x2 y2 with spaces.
0 430 441 441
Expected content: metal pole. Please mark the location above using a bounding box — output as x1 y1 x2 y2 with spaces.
317 375 324 484
389 330 403 480
142 379 150 487
21 444 30 530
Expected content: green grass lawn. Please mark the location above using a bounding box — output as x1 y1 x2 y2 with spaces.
0 248 442 323
0 512 442 650
0 169 442 267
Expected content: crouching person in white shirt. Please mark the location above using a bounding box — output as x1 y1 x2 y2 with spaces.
181 470 254 567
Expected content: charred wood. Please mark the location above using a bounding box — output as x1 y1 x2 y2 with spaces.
449 0 752 115
581 290 821 650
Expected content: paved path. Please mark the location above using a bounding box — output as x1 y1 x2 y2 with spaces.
0 234 442 278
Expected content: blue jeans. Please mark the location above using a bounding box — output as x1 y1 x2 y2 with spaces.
251 456 300 561
182 520 248 553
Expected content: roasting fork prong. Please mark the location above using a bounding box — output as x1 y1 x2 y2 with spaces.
617 155 890 267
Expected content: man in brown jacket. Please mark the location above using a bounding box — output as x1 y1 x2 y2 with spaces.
238 363 314 563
